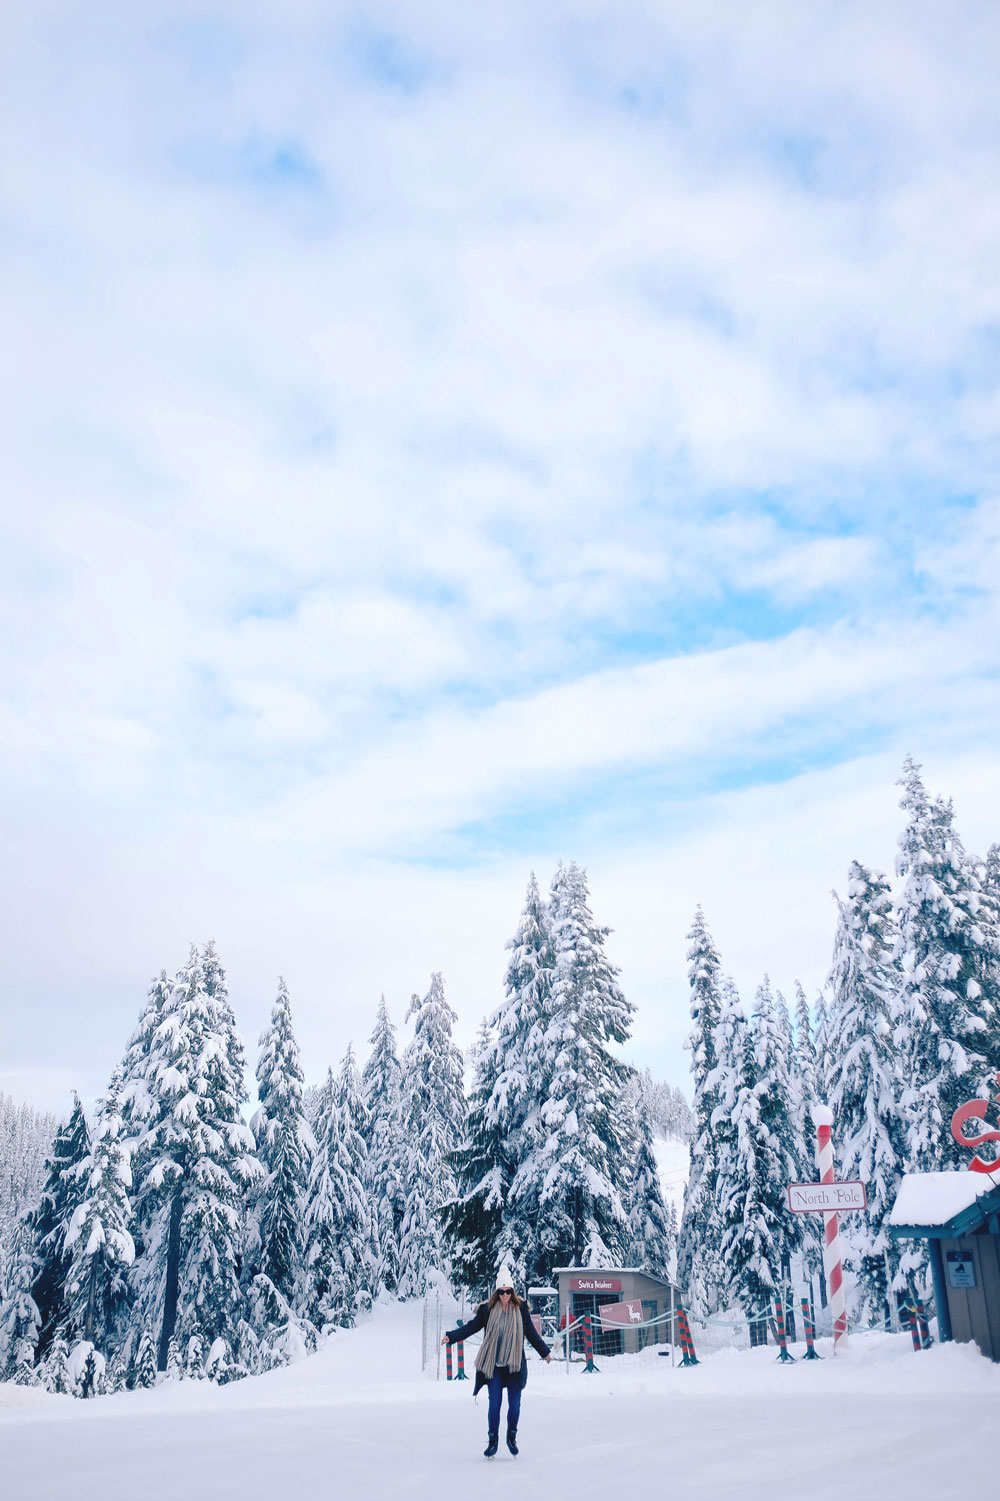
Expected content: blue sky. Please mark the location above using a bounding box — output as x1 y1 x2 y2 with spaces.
3 0 1000 1113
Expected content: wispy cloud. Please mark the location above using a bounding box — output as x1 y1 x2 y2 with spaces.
3 0 1000 1108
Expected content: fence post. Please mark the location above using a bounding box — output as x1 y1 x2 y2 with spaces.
677 1306 699 1366
435 1290 441 1381
670 1283 676 1368
914 1299 932 1350
445 1341 453 1381
455 1340 468 1379
773 1297 796 1363
800 1297 821 1359
904 1303 922 1352
582 1313 598 1373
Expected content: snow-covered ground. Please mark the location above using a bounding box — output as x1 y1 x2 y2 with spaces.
3 1299 997 1501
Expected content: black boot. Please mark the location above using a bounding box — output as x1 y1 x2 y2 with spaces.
506 1428 519 1456
484 1432 499 1459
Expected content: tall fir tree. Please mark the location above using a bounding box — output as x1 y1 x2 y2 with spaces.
623 1087 675 1279
361 996 404 1294
514 863 634 1278
791 980 825 1299
64 1070 135 1351
305 1050 374 1325
490 872 555 1282
128 946 261 1371
894 759 994 1172
677 909 725 1312
27 1095 92 1360
712 985 795 1338
441 1015 507 1296
397 975 466 1297
826 860 906 1324
251 979 312 1300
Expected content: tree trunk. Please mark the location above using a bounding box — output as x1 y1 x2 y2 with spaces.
84 1258 98 1343
158 1191 184 1371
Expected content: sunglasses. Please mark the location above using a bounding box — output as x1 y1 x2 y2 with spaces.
498 1289 512 1296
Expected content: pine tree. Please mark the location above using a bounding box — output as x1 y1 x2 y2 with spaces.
751 980 803 1290
305 1050 374 1326
624 1088 674 1279
712 988 791 1338
0 1231 41 1382
129 946 262 1372
40 1334 70 1394
826 861 906 1323
361 996 404 1294
442 1015 507 1295
133 1329 158 1389
677 908 725 1311
791 980 825 1300
251 979 312 1300
64 1070 134 1351
894 759 993 1172
397 975 466 1297
27 1095 92 1359
490 872 555 1283
517 863 634 1278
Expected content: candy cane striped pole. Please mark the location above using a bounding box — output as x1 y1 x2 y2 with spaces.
455 1340 468 1379
800 1297 821 1359
914 1299 932 1350
813 1103 848 1352
904 1302 922 1352
445 1341 453 1380
582 1313 598 1373
678 1307 699 1366
773 1295 796 1362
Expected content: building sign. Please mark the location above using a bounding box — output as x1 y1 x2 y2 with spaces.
946 1251 977 1290
600 1299 645 1327
786 1181 868 1213
951 1074 1000 1174
569 1276 622 1293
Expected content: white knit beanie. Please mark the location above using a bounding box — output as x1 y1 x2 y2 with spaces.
495 1265 515 1291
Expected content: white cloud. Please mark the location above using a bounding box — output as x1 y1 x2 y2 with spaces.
3 0 1000 1110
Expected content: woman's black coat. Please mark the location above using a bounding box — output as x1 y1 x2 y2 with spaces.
446 1301 551 1396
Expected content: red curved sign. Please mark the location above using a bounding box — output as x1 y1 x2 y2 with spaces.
951 1074 1000 1174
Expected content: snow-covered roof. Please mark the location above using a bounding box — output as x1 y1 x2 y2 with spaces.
889 1170 1000 1233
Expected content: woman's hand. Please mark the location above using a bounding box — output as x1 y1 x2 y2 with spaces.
441 1335 449 1347
545 1355 551 1363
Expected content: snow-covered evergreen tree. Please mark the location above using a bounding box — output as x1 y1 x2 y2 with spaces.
64 1070 134 1351
304 1049 374 1326
894 759 994 1172
515 863 634 1277
361 996 404 1294
0 1093 58 1309
624 1088 675 1279
677 908 725 1309
490 872 555 1283
397 975 466 1297
128 946 261 1372
752 980 803 1286
712 984 793 1335
251 979 312 1301
25 1095 91 1360
826 860 906 1324
442 1014 507 1295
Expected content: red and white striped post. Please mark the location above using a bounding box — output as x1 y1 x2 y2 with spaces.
813 1104 848 1353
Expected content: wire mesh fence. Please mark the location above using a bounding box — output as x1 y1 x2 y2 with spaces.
421 1278 936 1380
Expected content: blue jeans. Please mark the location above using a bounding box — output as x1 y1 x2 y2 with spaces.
486 1367 521 1434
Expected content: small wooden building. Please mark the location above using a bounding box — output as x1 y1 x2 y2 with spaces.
889 1170 1000 1362
553 1267 678 1356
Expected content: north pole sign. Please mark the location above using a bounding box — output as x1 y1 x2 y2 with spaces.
786 1180 868 1214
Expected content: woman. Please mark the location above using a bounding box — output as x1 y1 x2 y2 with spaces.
442 1265 551 1458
